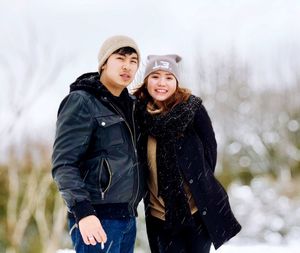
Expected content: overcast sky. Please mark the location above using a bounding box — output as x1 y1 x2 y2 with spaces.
2 0 300 66
1 0 300 149
1 0 300 80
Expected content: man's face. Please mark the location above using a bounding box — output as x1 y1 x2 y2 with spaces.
101 53 138 91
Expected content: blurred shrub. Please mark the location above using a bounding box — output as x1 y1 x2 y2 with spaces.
0 142 69 253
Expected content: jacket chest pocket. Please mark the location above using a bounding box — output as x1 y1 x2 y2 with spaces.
96 115 125 147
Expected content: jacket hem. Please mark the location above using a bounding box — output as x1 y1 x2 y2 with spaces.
68 202 137 222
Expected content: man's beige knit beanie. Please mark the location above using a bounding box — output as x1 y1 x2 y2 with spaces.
97 35 140 73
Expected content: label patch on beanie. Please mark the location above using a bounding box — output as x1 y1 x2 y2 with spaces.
153 60 172 70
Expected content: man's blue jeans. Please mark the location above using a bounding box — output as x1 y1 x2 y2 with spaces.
68 216 136 253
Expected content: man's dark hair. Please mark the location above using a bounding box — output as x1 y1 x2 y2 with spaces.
101 47 138 67
112 46 137 56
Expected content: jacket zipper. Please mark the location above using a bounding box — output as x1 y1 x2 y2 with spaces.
82 169 90 182
107 99 140 212
129 102 140 213
99 158 112 200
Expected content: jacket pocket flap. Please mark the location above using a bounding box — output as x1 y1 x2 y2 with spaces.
96 115 124 128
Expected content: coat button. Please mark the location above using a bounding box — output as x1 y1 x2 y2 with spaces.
202 210 207 216
189 179 193 184
101 122 106 126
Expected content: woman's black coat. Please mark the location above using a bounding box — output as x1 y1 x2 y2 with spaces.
138 101 241 249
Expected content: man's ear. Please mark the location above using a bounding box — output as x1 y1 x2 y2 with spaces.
101 64 106 70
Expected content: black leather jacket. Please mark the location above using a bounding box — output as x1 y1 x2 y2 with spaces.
52 72 145 221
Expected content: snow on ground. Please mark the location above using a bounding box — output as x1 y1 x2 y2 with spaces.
57 244 300 253
210 244 300 253
56 177 300 253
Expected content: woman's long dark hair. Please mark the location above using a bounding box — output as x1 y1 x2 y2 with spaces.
133 76 191 113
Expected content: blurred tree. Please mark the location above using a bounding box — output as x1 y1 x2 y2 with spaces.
0 23 73 162
0 23 73 253
193 50 300 185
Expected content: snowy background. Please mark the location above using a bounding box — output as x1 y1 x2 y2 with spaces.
1 0 300 252
1 0 300 149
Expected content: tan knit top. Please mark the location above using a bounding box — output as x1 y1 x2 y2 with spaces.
147 135 198 220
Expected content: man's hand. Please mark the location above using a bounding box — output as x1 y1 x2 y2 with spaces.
78 215 107 246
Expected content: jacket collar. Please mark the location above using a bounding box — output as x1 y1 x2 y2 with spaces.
69 72 136 102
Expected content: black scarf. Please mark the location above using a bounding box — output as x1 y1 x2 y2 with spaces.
142 95 202 229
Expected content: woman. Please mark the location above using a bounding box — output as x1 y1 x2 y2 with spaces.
134 54 241 253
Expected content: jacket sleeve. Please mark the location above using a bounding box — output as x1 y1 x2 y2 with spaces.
52 92 96 221
194 104 217 172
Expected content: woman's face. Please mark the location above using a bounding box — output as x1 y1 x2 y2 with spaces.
146 70 177 101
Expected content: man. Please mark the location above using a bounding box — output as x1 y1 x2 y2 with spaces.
52 35 145 253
